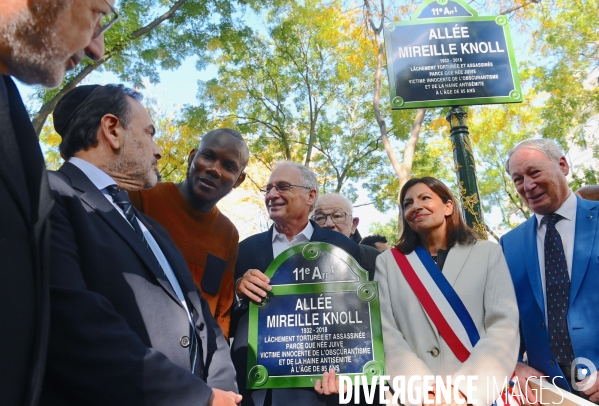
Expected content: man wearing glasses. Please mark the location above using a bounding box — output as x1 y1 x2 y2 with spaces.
0 1 116 405
312 193 381 281
231 162 362 406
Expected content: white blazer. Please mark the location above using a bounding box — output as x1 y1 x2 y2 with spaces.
375 241 519 406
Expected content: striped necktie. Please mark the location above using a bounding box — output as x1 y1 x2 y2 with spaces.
105 185 143 237
106 184 199 371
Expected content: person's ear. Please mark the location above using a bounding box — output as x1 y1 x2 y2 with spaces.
444 199 454 217
351 216 359 234
99 114 121 150
233 171 246 189
187 149 197 166
559 156 570 176
307 189 317 206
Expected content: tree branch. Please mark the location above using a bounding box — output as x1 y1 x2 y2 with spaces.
33 0 189 135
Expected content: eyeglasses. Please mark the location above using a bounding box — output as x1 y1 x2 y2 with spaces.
260 182 311 195
311 212 350 225
93 0 120 39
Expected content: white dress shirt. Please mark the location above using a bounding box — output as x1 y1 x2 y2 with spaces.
234 221 316 309
68 157 192 323
534 191 577 321
271 220 314 258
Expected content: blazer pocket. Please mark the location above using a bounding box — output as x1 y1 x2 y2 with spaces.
201 253 227 296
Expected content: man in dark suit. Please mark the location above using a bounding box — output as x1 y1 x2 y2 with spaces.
312 192 381 280
43 84 240 405
232 162 362 406
0 1 111 404
500 138 599 403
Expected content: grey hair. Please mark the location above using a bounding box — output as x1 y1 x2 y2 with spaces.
505 138 565 173
274 161 319 200
316 193 354 214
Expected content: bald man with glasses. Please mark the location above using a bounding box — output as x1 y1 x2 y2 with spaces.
312 193 381 281
230 162 364 406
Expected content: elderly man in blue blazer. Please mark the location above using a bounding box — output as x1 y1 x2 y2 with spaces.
231 162 363 406
500 138 599 403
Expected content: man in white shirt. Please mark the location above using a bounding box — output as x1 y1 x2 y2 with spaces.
231 162 362 406
44 84 240 406
500 138 599 403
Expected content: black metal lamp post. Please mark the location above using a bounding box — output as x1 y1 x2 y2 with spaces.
446 106 486 239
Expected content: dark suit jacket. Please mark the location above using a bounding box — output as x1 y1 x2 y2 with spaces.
41 162 236 405
358 244 381 281
231 222 363 406
0 75 51 406
500 196 599 391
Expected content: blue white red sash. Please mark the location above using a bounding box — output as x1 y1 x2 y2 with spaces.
391 246 479 361
391 246 520 406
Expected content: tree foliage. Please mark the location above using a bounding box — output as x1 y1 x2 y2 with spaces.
186 0 391 198
367 215 399 246
31 0 288 135
32 0 599 236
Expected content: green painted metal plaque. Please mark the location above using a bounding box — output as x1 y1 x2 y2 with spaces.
246 242 385 389
384 0 522 109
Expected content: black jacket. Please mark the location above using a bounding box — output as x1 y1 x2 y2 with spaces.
41 162 236 405
0 75 51 406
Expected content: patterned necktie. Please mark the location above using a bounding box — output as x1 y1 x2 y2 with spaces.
105 185 143 237
543 213 574 367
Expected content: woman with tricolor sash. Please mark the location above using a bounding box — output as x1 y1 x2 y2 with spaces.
375 177 519 406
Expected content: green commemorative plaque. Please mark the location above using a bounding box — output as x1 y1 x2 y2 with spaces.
246 242 385 389
384 0 522 109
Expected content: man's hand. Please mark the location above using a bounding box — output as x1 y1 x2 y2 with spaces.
236 269 271 304
515 362 545 406
580 374 599 403
314 369 347 395
209 389 242 406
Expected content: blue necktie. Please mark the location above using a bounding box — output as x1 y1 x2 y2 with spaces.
543 213 574 367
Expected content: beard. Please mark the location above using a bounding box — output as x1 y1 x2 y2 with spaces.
110 137 160 190
0 0 72 88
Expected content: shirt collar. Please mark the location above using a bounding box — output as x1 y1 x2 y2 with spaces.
272 220 314 243
535 190 577 228
69 157 117 191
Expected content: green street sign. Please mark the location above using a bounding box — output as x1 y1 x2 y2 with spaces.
384 0 522 109
246 242 385 389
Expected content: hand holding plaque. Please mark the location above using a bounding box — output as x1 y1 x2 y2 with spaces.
237 269 272 303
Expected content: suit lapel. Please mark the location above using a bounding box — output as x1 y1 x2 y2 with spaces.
258 226 275 271
0 76 30 222
309 221 330 243
60 163 173 295
419 245 470 344
135 214 182 304
442 244 471 287
570 197 598 303
522 216 545 318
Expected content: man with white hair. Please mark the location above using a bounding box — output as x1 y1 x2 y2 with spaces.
231 162 362 406
500 138 599 402
312 192 381 280
0 1 112 404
